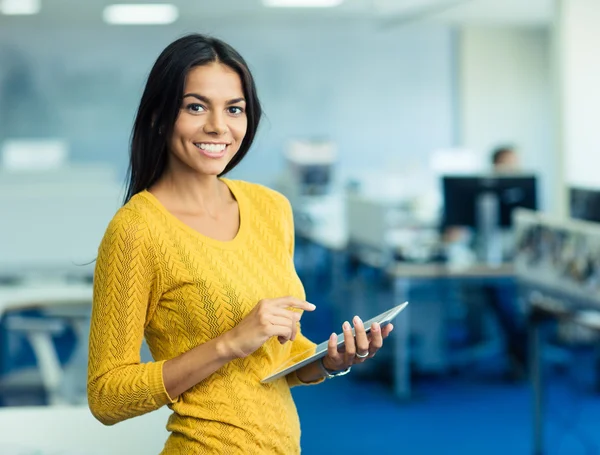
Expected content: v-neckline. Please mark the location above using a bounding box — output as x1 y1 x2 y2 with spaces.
140 178 247 250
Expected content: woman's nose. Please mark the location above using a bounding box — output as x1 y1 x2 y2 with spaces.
203 112 227 135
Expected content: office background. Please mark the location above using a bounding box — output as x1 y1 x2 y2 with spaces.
1 0 599 454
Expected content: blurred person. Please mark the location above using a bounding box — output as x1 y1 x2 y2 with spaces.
86 34 393 455
467 144 528 379
442 144 528 380
491 145 520 173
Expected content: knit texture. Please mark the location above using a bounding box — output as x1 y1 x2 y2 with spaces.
87 179 320 454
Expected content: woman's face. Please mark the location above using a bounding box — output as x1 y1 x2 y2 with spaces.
168 62 248 177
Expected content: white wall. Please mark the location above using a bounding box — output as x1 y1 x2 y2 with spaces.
0 19 456 187
556 0 600 191
457 26 555 212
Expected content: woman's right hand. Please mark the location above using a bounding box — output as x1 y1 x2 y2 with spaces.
224 296 316 359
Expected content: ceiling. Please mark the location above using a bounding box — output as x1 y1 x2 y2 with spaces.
0 0 553 27
425 0 552 25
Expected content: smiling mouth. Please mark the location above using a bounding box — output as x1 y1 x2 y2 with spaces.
194 143 228 154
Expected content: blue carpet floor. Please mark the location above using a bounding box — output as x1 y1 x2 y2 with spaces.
293 373 600 455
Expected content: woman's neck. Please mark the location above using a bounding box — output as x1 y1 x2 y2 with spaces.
151 168 230 217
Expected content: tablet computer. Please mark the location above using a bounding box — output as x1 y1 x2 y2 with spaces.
261 301 408 384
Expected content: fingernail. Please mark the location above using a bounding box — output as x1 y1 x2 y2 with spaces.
308 303 316 309
353 315 363 326
372 323 380 332
343 321 350 330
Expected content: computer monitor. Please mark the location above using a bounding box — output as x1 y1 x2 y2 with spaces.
442 174 538 229
442 174 538 264
569 187 600 222
295 163 332 196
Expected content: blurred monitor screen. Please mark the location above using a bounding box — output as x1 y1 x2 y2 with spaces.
291 163 332 196
442 174 538 229
298 164 330 186
570 187 600 222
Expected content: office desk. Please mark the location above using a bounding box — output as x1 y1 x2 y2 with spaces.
0 282 93 404
295 224 516 400
386 263 515 400
522 282 600 455
0 282 93 317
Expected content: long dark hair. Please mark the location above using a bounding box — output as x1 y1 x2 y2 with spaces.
124 34 262 203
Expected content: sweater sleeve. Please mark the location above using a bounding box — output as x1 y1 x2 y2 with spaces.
87 208 175 426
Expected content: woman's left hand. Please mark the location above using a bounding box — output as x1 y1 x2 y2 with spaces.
322 316 394 372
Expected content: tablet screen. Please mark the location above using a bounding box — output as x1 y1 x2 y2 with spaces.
261 301 408 383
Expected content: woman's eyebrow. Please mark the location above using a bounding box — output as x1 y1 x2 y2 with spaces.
183 93 246 105
183 93 210 103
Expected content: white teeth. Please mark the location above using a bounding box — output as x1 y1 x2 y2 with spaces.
196 143 226 153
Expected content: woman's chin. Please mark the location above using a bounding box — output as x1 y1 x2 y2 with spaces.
177 153 234 177
196 162 229 177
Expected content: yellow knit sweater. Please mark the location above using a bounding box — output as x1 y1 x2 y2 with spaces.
87 179 320 454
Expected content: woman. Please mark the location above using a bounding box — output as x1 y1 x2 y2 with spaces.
87 34 393 454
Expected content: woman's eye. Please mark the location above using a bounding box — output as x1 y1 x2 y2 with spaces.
228 106 244 115
187 103 205 113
